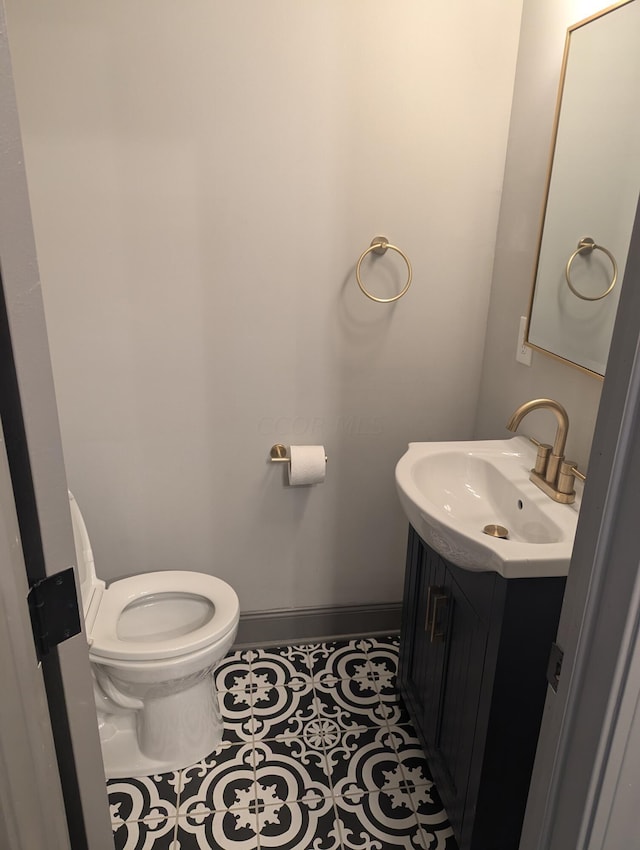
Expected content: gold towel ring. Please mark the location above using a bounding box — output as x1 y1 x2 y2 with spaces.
565 237 618 302
356 236 412 303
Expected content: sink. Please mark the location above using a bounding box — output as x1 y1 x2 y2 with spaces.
395 436 581 578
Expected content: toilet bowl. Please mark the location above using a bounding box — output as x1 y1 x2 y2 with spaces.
69 491 239 779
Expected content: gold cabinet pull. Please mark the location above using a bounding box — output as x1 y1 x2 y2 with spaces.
425 584 448 642
425 585 434 632
430 592 448 643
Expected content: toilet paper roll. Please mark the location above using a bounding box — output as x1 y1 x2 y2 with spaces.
288 445 326 486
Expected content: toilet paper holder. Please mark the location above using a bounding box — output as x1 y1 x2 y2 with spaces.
269 444 328 464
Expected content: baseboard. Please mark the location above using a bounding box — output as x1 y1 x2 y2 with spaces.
234 602 402 649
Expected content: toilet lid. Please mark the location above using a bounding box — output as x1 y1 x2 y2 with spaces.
68 491 102 616
88 571 239 661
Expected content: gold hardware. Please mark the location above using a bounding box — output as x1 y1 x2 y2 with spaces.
533 442 552 476
355 236 413 303
430 592 448 643
507 399 569 480
556 459 587 500
565 237 618 301
528 470 576 504
425 585 434 632
270 444 289 462
370 236 390 256
483 524 509 539
426 585 447 639
507 399 577 503
571 465 586 482
269 444 328 464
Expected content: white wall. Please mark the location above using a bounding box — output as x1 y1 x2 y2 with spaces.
474 0 614 468
5 0 522 613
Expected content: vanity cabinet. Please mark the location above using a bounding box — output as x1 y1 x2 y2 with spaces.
398 526 566 850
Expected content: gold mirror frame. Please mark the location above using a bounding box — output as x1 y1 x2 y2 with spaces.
525 0 639 380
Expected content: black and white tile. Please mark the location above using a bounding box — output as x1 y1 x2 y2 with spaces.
109 772 179 850
108 636 456 850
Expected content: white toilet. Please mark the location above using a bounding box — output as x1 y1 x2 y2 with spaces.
69 491 240 779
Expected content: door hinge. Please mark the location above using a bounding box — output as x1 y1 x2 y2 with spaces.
28 567 82 662
547 641 564 693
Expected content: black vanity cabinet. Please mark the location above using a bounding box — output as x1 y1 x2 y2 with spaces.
398 526 566 850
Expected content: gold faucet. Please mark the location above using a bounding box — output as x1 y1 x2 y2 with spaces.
506 398 584 504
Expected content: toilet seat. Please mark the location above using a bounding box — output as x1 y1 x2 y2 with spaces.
88 571 239 662
68 491 240 778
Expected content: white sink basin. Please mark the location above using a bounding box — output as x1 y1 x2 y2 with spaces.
395 436 581 578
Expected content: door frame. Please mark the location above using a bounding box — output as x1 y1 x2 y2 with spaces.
0 4 112 847
0 417 70 850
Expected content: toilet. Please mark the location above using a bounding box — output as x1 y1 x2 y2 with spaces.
69 491 239 779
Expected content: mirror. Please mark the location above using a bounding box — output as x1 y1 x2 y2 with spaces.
526 0 640 378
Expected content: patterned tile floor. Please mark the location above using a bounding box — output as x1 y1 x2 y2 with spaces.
108 635 457 849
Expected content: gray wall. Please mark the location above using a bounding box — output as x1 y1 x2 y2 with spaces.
5 0 522 615
474 0 609 468
7 0 620 621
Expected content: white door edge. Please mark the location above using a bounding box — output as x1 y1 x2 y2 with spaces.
0 421 70 850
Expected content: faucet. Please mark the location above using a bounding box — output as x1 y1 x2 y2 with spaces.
506 398 584 503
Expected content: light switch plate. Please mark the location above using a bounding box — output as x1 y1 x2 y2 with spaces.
516 316 533 366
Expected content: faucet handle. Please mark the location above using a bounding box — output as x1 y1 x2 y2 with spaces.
557 459 586 498
531 440 552 476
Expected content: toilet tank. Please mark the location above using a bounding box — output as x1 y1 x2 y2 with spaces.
68 491 101 616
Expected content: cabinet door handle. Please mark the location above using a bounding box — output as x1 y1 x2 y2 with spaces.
430 592 448 643
425 585 446 637
425 585 443 632
425 585 434 632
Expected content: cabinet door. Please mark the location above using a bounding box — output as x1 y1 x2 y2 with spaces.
398 527 425 721
399 530 448 750
433 569 489 837
419 548 449 747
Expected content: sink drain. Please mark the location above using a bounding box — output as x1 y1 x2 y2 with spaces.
483 524 509 539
